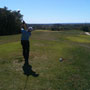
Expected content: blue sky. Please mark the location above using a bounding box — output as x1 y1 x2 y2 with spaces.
0 0 90 23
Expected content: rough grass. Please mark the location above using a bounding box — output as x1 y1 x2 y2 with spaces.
0 30 90 90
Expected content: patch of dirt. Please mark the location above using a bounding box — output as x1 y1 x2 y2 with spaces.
85 32 90 35
12 58 24 72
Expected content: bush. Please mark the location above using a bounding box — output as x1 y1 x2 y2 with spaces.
82 26 90 32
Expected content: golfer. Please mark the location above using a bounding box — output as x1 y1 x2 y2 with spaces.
21 21 33 65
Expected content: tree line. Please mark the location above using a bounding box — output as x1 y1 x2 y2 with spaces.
29 23 90 32
0 7 23 35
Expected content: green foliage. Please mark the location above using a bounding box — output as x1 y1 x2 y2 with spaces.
0 7 23 35
82 26 90 32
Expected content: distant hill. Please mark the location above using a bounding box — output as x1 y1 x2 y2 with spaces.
27 23 90 31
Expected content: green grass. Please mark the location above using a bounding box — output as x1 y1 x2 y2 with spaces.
0 30 90 90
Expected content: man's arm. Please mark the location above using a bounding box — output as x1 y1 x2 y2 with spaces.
21 21 28 30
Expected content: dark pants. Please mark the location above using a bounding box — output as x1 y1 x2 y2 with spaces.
21 40 30 64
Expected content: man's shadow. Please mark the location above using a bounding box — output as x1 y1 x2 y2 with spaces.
22 63 39 90
22 63 39 77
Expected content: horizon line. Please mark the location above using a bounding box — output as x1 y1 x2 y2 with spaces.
27 22 90 24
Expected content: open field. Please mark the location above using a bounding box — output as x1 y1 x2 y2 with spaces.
0 30 90 90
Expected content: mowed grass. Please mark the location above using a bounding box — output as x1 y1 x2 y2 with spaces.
0 30 90 90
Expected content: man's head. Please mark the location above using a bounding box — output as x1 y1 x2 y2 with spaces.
28 27 33 32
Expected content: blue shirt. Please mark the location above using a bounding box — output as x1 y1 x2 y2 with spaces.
21 29 31 40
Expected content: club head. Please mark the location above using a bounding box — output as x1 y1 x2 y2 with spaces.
17 9 20 13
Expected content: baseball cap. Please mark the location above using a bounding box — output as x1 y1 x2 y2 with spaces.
28 27 33 31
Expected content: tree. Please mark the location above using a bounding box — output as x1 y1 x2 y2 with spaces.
0 7 23 35
82 26 90 32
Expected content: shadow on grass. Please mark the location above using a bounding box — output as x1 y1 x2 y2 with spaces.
22 64 39 90
22 63 39 77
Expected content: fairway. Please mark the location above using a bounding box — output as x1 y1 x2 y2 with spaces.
0 30 90 90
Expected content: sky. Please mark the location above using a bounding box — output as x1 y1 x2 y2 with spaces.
0 0 90 24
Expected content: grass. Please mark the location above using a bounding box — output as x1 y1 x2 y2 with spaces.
0 30 90 90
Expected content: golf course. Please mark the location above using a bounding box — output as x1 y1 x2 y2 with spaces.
0 30 90 90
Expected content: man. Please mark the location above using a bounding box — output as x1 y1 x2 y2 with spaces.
21 21 33 65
